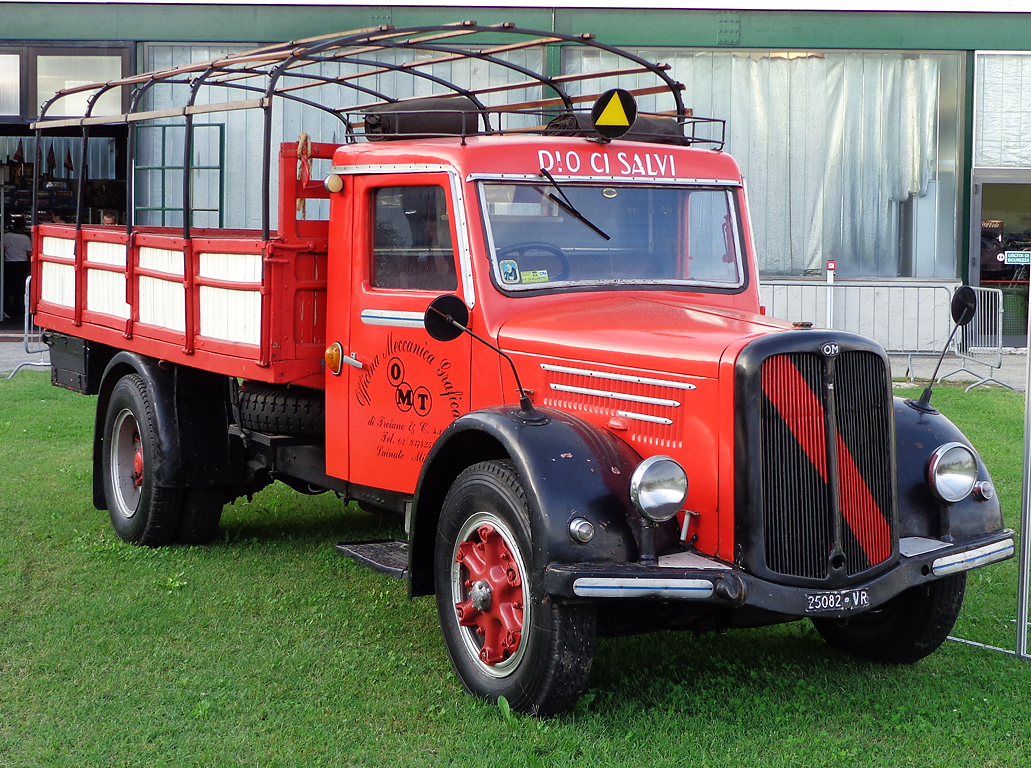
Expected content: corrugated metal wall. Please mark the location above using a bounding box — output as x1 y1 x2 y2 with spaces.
139 44 543 231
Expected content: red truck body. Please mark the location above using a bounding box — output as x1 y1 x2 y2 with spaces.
27 24 1014 716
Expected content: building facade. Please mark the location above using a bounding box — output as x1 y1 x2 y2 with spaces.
3 3 1031 342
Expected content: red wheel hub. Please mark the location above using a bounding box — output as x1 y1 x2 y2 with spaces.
454 523 524 665
131 433 143 487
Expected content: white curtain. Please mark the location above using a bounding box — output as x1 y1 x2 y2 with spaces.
567 49 952 278
976 53 1031 168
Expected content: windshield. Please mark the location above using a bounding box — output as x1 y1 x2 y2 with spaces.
480 181 744 291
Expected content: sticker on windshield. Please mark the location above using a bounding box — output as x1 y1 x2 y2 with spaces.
521 269 550 284
500 260 520 284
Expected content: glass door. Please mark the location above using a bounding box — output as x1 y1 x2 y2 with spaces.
971 172 1031 346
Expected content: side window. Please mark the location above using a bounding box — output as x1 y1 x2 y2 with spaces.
372 185 458 291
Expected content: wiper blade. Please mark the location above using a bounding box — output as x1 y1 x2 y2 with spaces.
538 167 611 241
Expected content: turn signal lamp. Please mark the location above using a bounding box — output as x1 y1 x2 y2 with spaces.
325 341 344 376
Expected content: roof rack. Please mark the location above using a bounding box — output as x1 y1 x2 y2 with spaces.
30 22 726 239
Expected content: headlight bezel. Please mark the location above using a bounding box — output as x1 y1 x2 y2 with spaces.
629 455 688 523
927 441 979 504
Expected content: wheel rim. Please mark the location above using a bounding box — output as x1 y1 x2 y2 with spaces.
110 408 143 519
450 510 530 678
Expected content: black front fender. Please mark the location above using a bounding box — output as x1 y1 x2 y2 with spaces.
894 397 1004 539
407 406 647 597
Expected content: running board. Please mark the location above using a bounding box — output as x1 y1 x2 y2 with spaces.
336 539 408 580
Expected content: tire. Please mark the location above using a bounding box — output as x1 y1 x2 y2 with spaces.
101 374 183 546
434 460 596 717
238 382 325 437
176 488 224 545
812 573 967 664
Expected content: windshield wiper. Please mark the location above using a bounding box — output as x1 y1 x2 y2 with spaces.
537 168 611 241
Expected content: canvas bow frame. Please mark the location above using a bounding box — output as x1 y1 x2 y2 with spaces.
28 20 721 241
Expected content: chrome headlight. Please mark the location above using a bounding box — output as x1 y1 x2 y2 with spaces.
629 455 688 523
927 442 978 503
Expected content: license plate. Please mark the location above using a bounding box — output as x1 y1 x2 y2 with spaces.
804 588 870 613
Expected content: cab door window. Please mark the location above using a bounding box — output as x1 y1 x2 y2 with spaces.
372 185 457 291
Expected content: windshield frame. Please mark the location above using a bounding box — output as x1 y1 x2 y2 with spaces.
474 175 749 296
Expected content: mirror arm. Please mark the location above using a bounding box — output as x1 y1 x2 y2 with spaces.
913 321 963 412
909 285 977 414
429 308 544 421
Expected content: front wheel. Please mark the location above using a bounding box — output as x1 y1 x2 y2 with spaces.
812 573 967 664
101 374 183 546
434 460 596 717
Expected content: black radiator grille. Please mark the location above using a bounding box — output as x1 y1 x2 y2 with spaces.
759 350 895 581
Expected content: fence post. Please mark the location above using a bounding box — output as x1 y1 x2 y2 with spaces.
825 260 836 329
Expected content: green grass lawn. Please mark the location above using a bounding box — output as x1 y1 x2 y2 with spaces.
1 371 1029 767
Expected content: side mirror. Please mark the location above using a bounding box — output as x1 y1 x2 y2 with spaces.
951 285 977 327
909 284 980 414
424 294 469 342
422 293 546 423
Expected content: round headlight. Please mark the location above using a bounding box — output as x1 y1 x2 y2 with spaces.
927 442 978 503
630 455 688 523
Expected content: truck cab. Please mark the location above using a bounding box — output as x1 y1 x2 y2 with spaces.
28 23 1014 717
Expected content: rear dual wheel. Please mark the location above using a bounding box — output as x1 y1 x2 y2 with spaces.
435 460 596 717
102 374 223 546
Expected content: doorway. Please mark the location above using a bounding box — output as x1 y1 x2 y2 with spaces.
971 171 1031 346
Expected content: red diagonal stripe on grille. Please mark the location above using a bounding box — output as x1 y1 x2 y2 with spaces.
836 434 892 565
762 355 827 481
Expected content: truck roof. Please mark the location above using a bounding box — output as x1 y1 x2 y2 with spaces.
329 135 744 185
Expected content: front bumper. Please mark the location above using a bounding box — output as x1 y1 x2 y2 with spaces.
543 529 1015 619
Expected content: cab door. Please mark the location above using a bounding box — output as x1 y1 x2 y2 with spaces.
346 173 472 495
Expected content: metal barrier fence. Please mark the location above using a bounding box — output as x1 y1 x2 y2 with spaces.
940 285 1014 392
761 279 1013 387
6 277 49 379
760 280 956 353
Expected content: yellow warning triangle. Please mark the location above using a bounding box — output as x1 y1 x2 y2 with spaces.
595 93 630 127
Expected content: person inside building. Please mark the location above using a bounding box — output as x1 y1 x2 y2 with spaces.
2 218 32 321
102 210 118 225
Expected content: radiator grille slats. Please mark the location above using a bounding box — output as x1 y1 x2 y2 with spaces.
834 352 895 575
759 350 895 582
760 354 832 579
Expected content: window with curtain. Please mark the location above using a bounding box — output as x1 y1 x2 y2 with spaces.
0 54 19 116
37 54 125 118
975 52 1031 168
565 48 964 279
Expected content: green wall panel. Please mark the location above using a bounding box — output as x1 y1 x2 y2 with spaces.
0 4 553 44
3 4 1031 51
555 9 1031 51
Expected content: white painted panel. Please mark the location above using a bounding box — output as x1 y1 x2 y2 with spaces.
198 251 263 283
87 240 127 267
199 286 261 345
139 246 184 276
86 269 130 319
40 261 76 307
42 236 75 260
138 276 185 331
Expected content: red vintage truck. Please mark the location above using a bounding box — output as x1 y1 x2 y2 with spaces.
29 23 1014 715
